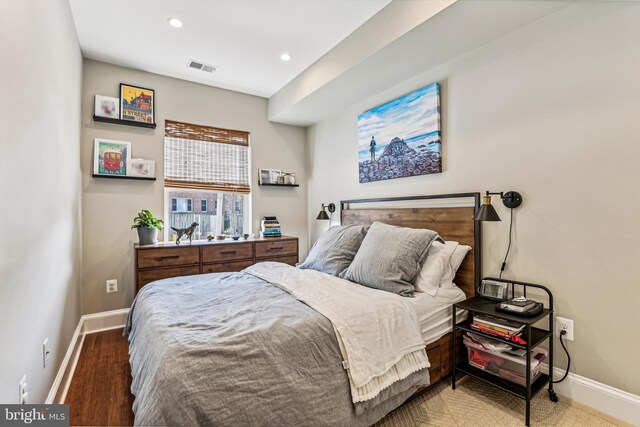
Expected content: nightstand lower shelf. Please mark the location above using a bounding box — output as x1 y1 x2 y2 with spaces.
455 319 552 349
455 361 551 399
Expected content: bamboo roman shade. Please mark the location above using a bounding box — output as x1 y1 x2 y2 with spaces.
164 120 250 194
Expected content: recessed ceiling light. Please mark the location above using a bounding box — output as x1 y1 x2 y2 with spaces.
167 18 183 28
280 52 292 62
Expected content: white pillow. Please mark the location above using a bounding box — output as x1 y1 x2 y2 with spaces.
440 244 472 285
414 241 458 296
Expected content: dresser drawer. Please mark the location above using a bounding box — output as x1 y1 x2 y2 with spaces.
137 265 200 289
255 239 297 259
257 255 298 266
137 247 200 269
203 260 254 274
202 243 253 263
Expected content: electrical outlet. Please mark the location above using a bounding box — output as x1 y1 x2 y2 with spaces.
106 279 118 293
556 316 574 341
43 338 50 368
19 374 27 404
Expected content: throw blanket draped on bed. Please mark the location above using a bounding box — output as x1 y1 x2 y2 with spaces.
125 265 430 426
245 263 430 403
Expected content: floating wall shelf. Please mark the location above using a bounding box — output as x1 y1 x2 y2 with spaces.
93 115 157 129
259 183 299 187
92 174 156 181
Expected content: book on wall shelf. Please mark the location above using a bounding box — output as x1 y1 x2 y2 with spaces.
261 216 282 238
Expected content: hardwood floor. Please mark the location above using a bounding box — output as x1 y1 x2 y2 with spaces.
65 329 135 426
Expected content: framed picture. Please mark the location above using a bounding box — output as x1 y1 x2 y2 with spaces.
120 83 155 124
128 159 156 178
93 138 131 176
357 82 442 183
94 95 119 119
258 168 282 184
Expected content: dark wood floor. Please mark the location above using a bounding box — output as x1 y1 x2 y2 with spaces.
66 329 135 426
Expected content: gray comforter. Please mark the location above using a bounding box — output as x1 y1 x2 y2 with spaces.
125 271 429 426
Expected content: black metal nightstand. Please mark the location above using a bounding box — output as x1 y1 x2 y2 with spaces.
452 278 557 426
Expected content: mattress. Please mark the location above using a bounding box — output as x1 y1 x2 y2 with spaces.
409 284 468 345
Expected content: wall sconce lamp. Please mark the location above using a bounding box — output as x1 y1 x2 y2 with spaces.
474 190 523 279
316 203 336 221
474 191 523 221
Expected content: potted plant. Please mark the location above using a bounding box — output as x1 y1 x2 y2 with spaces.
131 210 164 245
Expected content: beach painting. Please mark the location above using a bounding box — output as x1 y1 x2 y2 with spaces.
357 83 441 183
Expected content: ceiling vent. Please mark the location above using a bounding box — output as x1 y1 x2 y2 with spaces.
187 59 216 73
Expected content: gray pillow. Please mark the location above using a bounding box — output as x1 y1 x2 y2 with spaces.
297 225 368 276
339 221 438 296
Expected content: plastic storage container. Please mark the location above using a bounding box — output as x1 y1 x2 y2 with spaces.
463 334 547 386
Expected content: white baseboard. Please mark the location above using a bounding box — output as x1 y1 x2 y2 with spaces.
82 308 130 334
46 308 130 404
541 365 640 426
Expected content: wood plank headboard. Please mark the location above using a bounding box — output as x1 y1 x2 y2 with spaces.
340 193 481 299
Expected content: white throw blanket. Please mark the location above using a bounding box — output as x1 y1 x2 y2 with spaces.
245 263 430 403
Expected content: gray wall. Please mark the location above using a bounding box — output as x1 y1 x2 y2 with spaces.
306 2 640 395
81 60 307 314
0 0 83 403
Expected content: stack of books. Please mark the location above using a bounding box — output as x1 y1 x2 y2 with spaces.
470 314 525 341
261 216 281 238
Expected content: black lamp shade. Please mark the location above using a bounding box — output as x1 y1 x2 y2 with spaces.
475 203 501 221
316 206 330 220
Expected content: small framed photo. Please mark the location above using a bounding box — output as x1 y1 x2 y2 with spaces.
128 159 156 178
120 83 155 124
259 168 282 184
93 138 131 176
94 95 119 119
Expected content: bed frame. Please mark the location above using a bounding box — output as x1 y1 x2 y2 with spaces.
340 192 481 385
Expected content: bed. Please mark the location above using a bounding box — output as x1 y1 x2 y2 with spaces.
125 193 481 426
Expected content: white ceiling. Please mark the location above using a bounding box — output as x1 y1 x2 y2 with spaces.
68 0 391 98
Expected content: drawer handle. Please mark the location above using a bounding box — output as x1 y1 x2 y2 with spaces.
153 255 180 261
221 250 237 255
270 247 284 251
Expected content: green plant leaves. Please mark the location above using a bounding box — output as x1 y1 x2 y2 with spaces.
131 210 164 230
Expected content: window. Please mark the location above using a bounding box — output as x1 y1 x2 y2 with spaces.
171 197 193 213
165 190 249 239
164 120 251 240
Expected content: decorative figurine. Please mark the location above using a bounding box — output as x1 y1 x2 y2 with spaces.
171 222 199 244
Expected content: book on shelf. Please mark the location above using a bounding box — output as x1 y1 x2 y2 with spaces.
468 324 527 345
473 315 524 332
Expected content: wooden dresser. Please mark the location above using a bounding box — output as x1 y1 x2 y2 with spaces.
135 236 299 293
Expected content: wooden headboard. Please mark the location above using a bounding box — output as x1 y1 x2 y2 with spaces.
340 193 481 298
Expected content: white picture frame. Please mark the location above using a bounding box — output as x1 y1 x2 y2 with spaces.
94 95 120 119
93 138 131 176
258 168 282 184
128 159 156 178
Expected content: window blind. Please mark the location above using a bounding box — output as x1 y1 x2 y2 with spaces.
164 120 250 194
